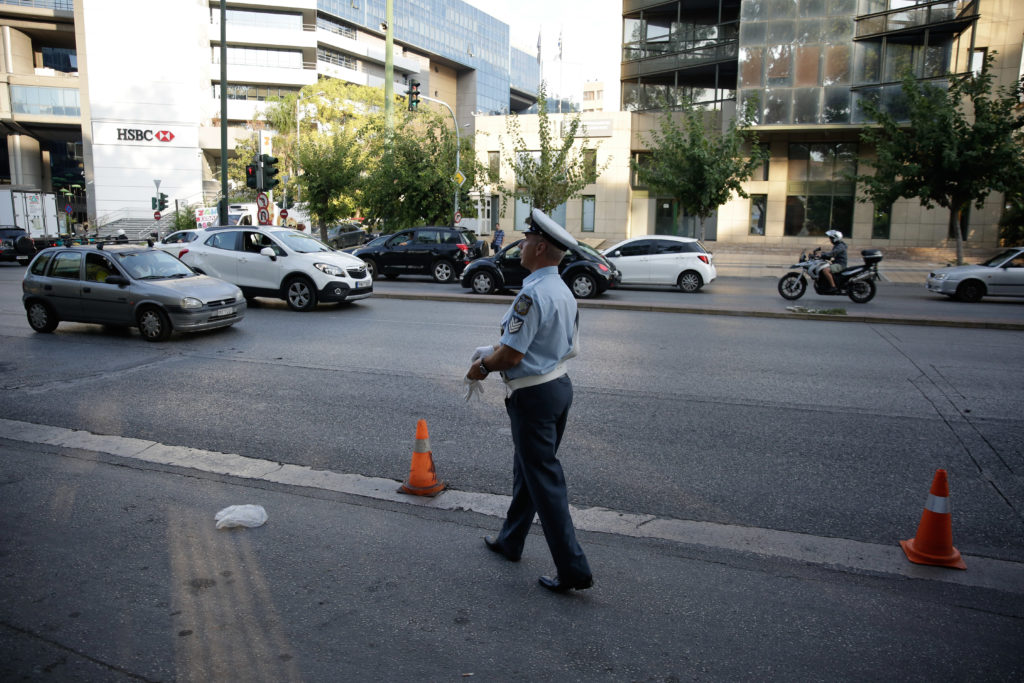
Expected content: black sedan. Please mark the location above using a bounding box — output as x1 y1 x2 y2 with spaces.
460 239 620 299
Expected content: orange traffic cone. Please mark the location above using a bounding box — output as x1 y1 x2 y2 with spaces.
397 419 445 497
899 469 966 570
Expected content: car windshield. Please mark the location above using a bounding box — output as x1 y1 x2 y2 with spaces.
116 250 195 279
980 250 1017 267
273 230 332 253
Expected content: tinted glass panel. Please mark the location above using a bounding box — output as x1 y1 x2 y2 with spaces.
50 251 81 279
30 251 54 275
206 232 239 250
618 240 652 257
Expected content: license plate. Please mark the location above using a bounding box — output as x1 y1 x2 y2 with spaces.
212 307 234 317
356 281 366 289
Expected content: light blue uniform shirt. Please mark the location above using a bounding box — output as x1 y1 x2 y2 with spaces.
499 266 577 380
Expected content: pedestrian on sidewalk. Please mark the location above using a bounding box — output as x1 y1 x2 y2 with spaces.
466 208 593 593
491 224 504 252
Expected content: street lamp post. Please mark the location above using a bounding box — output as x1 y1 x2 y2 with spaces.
418 94 465 223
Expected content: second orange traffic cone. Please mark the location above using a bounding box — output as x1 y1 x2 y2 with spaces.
899 469 966 570
397 419 445 497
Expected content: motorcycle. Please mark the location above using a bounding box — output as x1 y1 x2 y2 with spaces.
777 248 884 304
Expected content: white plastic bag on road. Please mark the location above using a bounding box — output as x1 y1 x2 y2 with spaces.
215 504 268 529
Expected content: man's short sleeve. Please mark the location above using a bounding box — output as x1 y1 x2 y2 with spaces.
500 293 539 354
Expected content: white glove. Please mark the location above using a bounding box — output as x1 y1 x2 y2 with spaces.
463 377 485 401
471 344 496 363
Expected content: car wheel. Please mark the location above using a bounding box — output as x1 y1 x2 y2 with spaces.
362 258 378 280
137 306 172 342
470 270 497 294
777 273 806 300
567 272 597 299
285 276 317 312
431 259 456 283
26 301 58 333
847 279 876 304
955 280 985 303
677 270 703 293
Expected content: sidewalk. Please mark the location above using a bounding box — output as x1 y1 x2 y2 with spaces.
2 429 1023 681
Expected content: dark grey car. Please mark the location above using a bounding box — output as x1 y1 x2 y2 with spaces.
22 243 246 341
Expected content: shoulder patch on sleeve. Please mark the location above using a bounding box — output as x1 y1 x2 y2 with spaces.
507 316 524 333
513 294 533 315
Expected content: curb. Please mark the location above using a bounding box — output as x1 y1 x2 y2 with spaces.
371 291 1024 331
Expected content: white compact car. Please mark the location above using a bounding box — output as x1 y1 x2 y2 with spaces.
603 235 716 292
158 226 372 311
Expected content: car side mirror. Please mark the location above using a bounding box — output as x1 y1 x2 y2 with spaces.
105 275 128 287
610 250 621 258
260 247 277 261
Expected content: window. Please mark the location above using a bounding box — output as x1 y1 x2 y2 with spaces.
584 149 597 184
581 196 595 232
653 239 688 254
206 232 239 250
85 253 114 283
616 240 651 257
784 143 857 237
50 251 82 279
30 251 54 275
488 151 500 180
758 143 770 181
872 202 892 239
971 48 987 76
749 194 767 235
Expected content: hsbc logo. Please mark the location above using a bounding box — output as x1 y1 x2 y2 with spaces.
116 128 175 142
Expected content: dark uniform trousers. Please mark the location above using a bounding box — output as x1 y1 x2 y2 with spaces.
495 375 591 581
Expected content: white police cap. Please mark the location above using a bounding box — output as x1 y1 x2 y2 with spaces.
527 208 578 250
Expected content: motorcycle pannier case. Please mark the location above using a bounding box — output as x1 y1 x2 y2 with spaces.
861 249 883 265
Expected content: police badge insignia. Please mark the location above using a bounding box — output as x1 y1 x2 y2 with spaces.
507 316 524 333
513 294 533 315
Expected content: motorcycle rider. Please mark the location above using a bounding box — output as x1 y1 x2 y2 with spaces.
816 230 847 291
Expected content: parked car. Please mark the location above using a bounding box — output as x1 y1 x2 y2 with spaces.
352 226 482 283
602 235 716 293
157 225 372 311
1 225 37 266
925 247 1024 302
326 223 371 249
22 243 245 341
460 238 620 299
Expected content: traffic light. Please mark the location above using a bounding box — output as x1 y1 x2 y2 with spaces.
260 154 279 190
151 196 158 210
157 193 168 212
407 80 420 111
246 163 259 189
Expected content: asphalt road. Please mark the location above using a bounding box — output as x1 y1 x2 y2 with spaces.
2 263 1022 680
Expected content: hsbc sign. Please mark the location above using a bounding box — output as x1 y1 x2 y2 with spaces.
94 122 196 148
116 128 176 142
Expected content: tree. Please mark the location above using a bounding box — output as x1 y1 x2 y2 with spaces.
360 108 483 230
498 83 609 217
632 97 766 241
296 126 364 241
856 52 1024 263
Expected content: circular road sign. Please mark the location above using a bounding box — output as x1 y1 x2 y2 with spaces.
257 208 270 225
153 211 161 220
256 192 269 209
280 209 288 220
454 211 462 224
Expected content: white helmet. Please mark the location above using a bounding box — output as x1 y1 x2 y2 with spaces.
825 230 843 244
116 229 126 236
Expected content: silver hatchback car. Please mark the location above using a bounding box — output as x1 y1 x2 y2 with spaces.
22 243 246 341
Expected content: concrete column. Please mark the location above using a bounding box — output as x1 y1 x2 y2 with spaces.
8 135 42 187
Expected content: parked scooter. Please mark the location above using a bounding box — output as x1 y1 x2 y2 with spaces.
778 248 884 303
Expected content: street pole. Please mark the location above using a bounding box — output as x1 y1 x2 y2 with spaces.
219 0 228 226
296 94 302 205
384 0 394 134
418 95 460 222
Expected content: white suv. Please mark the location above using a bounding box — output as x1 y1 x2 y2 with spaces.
603 235 716 293
158 226 372 311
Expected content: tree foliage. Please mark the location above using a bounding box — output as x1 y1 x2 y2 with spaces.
632 97 765 241
499 83 609 216
297 126 364 241
856 52 1024 263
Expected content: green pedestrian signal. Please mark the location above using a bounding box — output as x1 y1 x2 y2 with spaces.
408 80 420 111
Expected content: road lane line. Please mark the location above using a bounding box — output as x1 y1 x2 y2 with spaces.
2 417 1021 594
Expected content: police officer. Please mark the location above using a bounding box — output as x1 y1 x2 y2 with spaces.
466 208 593 593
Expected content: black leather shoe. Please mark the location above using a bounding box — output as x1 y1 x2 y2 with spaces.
483 536 520 562
538 574 593 593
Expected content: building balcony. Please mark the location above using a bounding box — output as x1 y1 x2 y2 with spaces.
855 0 978 42
622 40 738 81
